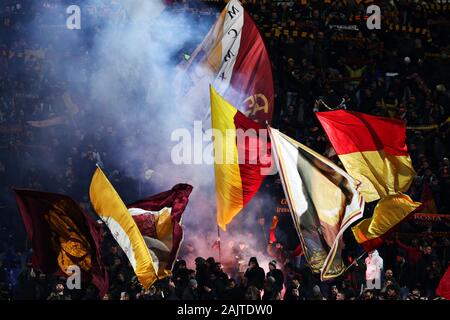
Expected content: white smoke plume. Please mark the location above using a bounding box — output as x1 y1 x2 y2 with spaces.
22 0 278 266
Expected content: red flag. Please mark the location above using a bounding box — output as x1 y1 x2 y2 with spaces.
291 244 304 258
212 239 221 250
436 265 450 300
316 110 416 202
13 189 108 297
269 215 279 244
127 184 193 277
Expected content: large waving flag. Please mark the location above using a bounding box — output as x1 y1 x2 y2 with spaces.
179 0 274 124
89 167 157 289
268 127 364 280
127 184 193 278
352 193 421 252
14 189 108 297
316 110 419 251
316 110 416 203
210 86 271 230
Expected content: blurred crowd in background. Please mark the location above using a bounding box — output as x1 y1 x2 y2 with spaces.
0 0 449 300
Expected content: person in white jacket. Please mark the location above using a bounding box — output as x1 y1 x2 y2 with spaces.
365 250 383 290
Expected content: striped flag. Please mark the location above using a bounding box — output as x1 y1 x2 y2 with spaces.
268 126 364 280
316 110 419 250
210 86 271 230
89 167 158 289
180 0 274 124
316 110 416 203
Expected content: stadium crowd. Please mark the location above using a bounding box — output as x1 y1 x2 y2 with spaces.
0 0 449 300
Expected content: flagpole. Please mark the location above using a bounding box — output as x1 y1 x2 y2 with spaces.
217 225 222 262
343 251 367 273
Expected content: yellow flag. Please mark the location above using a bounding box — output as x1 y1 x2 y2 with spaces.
89 167 157 289
352 193 421 251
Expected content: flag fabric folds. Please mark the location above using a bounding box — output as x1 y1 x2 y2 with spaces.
316 110 416 203
316 110 419 251
210 86 271 231
89 167 157 289
436 265 450 300
269 215 279 244
268 127 364 280
13 189 108 296
180 0 274 124
127 184 193 278
352 193 422 252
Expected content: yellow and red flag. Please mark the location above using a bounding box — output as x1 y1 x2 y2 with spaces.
210 86 271 230
352 193 422 252
316 110 416 203
317 110 419 250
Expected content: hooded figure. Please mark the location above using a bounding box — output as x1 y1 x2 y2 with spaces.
195 257 209 288
244 257 265 291
267 260 284 294
365 250 383 289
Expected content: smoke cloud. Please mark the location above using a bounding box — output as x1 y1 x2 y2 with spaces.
15 0 278 266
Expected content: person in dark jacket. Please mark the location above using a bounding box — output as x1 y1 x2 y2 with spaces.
266 260 284 294
165 280 179 300
201 283 217 300
394 252 413 299
244 257 265 291
172 259 190 298
213 262 229 285
244 286 261 300
384 284 400 300
207 272 225 299
223 278 245 300
182 279 199 300
195 257 209 295
284 275 304 300
47 282 71 300
262 276 277 300
13 263 37 300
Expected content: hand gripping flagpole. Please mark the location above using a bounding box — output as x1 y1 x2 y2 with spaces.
343 251 367 273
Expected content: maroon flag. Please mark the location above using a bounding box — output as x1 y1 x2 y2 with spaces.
127 184 193 277
13 189 108 297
